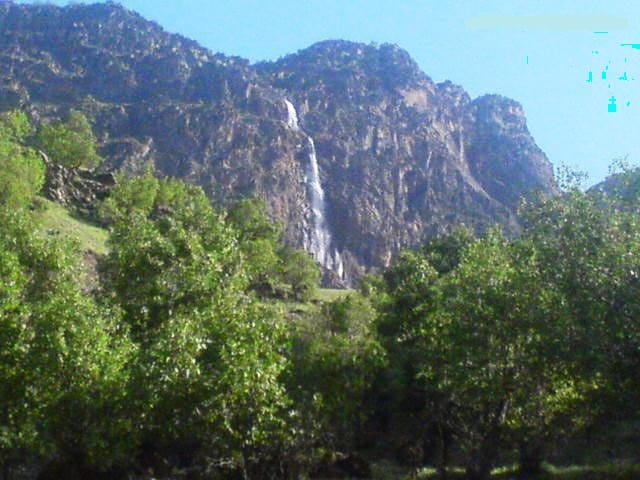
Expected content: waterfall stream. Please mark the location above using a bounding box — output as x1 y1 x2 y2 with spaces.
284 99 299 130
284 99 344 278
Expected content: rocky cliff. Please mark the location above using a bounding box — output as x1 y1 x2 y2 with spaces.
0 2 556 284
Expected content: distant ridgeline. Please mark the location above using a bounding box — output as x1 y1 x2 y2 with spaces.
0 1 556 284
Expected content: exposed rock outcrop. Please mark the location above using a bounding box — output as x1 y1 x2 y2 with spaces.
41 152 116 220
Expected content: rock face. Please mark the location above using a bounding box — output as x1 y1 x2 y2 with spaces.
0 2 556 284
41 151 116 220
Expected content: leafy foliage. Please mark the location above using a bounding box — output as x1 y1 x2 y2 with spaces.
374 186 640 478
37 110 103 169
0 111 45 208
281 247 321 301
1 157 639 479
226 197 285 296
226 197 322 301
288 294 385 448
99 175 292 473
0 210 133 475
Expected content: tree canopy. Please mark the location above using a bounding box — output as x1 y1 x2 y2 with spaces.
0 154 638 479
37 110 103 169
0 111 45 209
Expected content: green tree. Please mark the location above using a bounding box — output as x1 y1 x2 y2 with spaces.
0 211 133 478
519 185 640 447
373 233 471 474
99 176 292 476
0 225 33 479
288 294 384 452
226 198 285 297
37 110 103 169
0 110 34 141
0 111 45 209
376 228 591 479
97 167 160 225
420 227 475 275
416 231 578 479
281 247 321 302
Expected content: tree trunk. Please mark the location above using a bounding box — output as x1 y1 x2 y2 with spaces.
465 446 495 480
436 422 450 480
466 433 501 480
518 442 544 478
465 400 508 480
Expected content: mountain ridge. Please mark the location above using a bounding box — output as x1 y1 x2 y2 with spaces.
0 1 556 284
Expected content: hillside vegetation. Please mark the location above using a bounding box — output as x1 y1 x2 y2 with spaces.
0 104 639 480
33 198 108 255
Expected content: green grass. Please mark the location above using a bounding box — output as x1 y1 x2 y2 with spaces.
282 288 353 317
33 198 108 255
539 463 640 479
412 463 640 480
370 460 415 480
314 288 354 303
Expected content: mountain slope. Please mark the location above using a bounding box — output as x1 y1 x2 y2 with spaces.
258 41 555 274
0 2 556 283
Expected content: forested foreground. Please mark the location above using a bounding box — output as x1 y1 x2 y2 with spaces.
0 109 639 480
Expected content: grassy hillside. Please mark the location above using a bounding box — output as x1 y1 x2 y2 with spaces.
33 198 108 254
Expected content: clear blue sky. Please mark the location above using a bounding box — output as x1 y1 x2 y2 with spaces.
28 0 640 185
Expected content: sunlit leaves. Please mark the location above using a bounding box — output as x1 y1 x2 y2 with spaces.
99 175 291 470
0 210 133 470
37 110 103 169
0 111 45 209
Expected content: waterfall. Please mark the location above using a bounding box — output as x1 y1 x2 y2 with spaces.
284 99 344 278
304 137 344 277
284 99 299 130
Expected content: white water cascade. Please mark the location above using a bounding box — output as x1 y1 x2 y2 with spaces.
284 99 299 130
284 99 344 278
